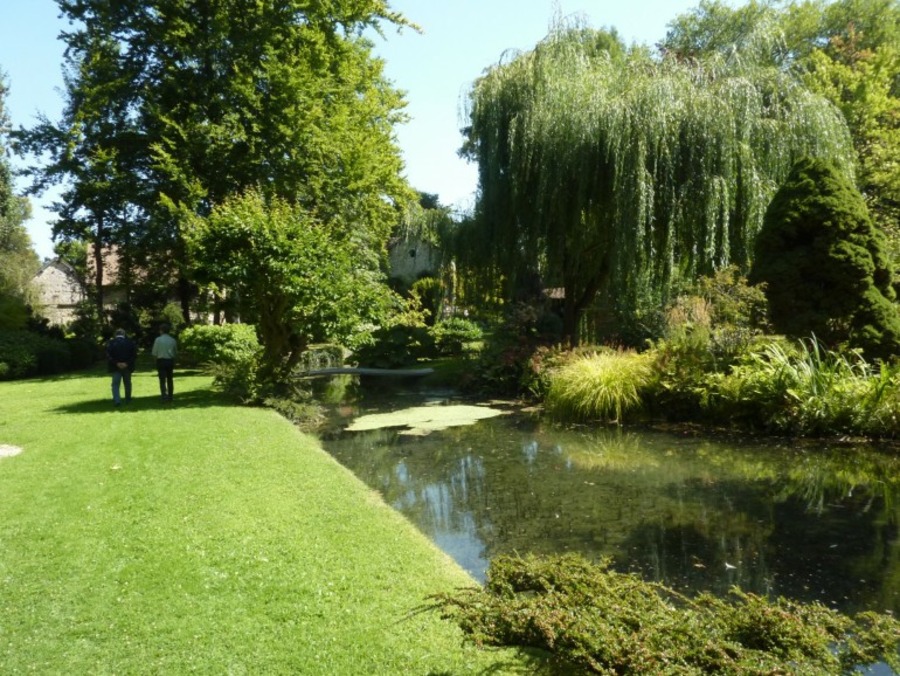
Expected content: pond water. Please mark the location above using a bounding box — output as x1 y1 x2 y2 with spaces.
320 386 900 620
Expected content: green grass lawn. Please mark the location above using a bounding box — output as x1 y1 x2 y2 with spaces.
0 366 539 674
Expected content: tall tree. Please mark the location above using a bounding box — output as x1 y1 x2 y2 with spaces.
19 0 413 322
0 71 39 328
663 0 900 264
459 23 854 343
18 29 142 317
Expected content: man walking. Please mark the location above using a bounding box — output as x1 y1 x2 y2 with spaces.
106 328 137 406
152 323 178 401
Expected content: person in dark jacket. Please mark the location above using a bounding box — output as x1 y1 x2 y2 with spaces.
106 328 137 405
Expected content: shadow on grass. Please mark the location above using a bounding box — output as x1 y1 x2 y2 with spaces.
51 386 232 415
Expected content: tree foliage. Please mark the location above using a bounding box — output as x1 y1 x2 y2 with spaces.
0 71 38 329
186 191 394 385
664 0 900 262
18 0 413 322
458 21 854 343
751 157 900 359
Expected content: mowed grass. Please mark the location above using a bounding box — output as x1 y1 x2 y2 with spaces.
0 366 535 674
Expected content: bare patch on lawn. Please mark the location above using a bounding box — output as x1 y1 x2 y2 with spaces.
0 445 23 458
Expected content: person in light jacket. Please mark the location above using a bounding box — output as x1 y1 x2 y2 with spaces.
151 323 178 401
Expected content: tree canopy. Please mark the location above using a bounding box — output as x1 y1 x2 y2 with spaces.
663 0 900 261
186 190 395 385
18 0 413 322
0 71 38 329
458 22 854 343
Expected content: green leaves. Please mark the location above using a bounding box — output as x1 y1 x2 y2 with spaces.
433 553 900 674
751 157 900 359
187 190 395 386
23 0 413 322
461 18 853 343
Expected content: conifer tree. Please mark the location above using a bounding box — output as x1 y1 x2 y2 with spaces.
751 157 900 359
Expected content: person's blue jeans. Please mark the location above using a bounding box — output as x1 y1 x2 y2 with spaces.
111 369 132 404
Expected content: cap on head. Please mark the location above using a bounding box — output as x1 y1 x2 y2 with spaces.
115 328 126 337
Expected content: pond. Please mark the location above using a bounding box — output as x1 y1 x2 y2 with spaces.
320 385 900 620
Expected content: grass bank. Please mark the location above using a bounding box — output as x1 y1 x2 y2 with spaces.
0 367 535 674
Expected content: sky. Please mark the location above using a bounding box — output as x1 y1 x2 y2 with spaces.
0 0 710 260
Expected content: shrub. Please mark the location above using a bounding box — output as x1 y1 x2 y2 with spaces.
647 270 770 420
429 317 483 356
647 328 717 420
545 350 654 423
750 157 900 360
466 302 562 395
0 330 74 379
0 330 37 379
158 302 186 332
410 276 443 326
352 324 433 368
432 553 900 675
207 353 263 402
65 337 100 370
179 323 260 367
521 343 581 399
296 344 345 372
705 336 900 436
36 340 72 375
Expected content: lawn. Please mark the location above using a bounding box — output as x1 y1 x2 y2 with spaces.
0 366 539 674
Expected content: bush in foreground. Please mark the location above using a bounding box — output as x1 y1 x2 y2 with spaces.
432 554 900 675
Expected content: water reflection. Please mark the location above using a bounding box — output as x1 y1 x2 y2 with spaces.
322 400 900 617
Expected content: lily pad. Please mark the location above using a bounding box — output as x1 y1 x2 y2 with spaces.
345 405 507 434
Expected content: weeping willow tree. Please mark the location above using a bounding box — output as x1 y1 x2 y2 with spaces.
457 24 856 343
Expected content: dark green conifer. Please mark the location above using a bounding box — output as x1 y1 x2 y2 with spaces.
751 157 900 359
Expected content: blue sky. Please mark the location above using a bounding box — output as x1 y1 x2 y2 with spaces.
0 0 710 259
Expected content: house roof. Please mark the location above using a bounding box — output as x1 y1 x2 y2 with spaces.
36 258 80 281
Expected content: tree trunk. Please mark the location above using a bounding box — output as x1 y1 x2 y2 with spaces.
93 214 105 323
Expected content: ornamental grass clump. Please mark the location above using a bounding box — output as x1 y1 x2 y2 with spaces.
545 350 654 423
432 553 900 675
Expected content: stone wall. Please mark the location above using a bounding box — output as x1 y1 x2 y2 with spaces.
32 261 84 326
388 238 439 286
